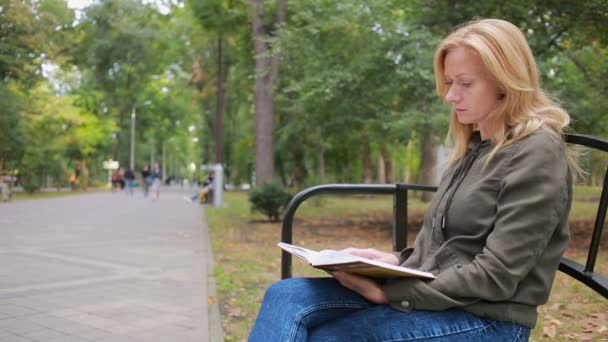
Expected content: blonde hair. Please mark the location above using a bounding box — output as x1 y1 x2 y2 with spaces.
434 19 575 169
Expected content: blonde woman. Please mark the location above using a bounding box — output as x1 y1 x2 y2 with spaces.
249 19 573 341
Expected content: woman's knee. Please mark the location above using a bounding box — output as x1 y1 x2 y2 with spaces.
264 278 316 305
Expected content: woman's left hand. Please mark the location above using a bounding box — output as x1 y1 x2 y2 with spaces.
332 271 388 304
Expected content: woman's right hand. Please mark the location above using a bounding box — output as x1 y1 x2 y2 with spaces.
340 248 400 265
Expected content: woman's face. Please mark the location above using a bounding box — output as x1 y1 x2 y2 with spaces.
443 47 502 138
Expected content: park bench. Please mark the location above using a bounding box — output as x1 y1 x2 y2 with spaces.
279 133 608 302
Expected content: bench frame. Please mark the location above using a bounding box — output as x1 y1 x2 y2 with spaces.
280 133 608 299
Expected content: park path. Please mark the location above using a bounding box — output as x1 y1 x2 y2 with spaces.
0 187 223 342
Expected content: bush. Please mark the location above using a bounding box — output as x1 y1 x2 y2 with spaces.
248 182 292 221
20 172 41 193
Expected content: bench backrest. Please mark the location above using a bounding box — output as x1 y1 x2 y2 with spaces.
280 133 608 299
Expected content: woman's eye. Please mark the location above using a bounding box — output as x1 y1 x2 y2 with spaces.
462 82 472 87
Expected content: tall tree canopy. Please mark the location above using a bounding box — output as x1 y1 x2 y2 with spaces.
1 0 606 191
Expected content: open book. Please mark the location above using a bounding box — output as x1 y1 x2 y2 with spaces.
278 242 434 279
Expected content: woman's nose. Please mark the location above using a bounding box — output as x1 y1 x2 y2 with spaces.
445 86 460 103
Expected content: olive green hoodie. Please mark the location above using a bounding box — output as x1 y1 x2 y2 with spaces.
384 129 572 328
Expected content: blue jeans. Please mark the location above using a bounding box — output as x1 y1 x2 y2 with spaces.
249 278 530 341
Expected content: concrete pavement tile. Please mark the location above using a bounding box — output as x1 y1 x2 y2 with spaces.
18 328 66 341
47 309 83 318
0 304 39 318
0 334 32 342
99 325 136 335
125 324 199 342
3 297 57 312
94 336 140 342
44 321 92 335
66 314 119 330
0 330 14 338
43 335 86 342
60 328 113 342
174 317 204 330
0 318 44 334
23 314 75 328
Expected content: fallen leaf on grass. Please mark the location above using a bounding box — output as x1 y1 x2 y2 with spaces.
583 320 598 328
543 325 557 338
227 307 242 318
550 319 563 327
208 296 216 304
597 325 607 334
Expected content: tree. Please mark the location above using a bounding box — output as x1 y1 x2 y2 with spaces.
190 0 249 166
248 0 286 186
0 0 73 172
72 0 167 165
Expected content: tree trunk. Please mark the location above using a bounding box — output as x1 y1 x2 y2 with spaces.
363 143 372 183
404 140 413 183
385 151 393 183
420 132 437 202
250 0 274 186
276 152 287 186
377 150 386 183
204 102 213 164
291 145 307 189
82 161 89 191
215 34 225 165
317 143 325 182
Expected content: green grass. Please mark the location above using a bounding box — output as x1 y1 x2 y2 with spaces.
207 187 608 341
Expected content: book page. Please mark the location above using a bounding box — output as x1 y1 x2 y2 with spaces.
277 242 317 263
278 243 359 265
277 242 434 279
313 249 360 265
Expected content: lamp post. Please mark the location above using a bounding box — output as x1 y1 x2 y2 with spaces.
130 106 136 170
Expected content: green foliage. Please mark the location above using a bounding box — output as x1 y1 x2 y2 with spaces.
248 182 292 221
2 0 607 191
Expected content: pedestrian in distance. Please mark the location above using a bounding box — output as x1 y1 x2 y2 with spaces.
111 170 120 193
151 162 162 201
249 18 578 342
69 172 78 191
124 167 136 196
141 164 151 197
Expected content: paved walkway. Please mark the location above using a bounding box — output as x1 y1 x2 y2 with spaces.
0 187 223 342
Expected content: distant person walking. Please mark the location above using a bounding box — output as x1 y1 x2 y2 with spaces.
69 172 78 191
111 170 121 192
124 167 136 196
141 164 151 197
70 162 81 191
151 162 162 201
0 175 11 202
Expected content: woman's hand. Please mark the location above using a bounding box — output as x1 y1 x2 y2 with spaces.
332 271 388 304
340 248 400 265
